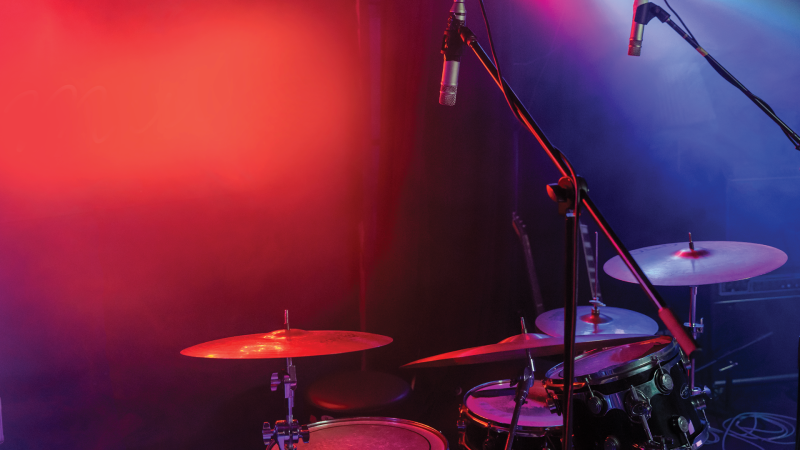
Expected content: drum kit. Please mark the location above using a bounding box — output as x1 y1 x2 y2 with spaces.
181 239 788 450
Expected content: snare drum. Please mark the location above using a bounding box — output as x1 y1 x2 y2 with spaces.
459 379 562 450
295 417 448 449
545 336 709 450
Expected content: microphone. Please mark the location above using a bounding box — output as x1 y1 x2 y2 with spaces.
439 0 466 106
628 0 650 56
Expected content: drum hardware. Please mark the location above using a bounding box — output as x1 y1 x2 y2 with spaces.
583 379 607 416
459 379 561 450
501 317 539 450
544 336 709 450
262 359 310 450
625 386 654 439
604 435 622 450
261 312 308 450
545 391 561 416
181 310 396 450
580 227 608 324
653 357 675 395
604 238 787 405
669 415 692 447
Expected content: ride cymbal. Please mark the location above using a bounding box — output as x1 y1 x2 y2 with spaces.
604 241 787 286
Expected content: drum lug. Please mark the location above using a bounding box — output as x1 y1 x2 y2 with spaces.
670 415 692 448
546 391 562 416
651 356 674 394
644 436 668 450
604 435 621 450
584 378 607 416
691 396 706 411
625 386 655 443
483 424 499 450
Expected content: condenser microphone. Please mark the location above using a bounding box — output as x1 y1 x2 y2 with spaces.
439 0 466 106
628 0 650 56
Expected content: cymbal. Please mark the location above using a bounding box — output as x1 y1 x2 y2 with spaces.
401 334 656 369
604 241 787 286
181 329 393 359
535 306 659 337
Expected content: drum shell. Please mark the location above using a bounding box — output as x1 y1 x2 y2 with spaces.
459 380 561 450
297 417 449 450
545 339 709 449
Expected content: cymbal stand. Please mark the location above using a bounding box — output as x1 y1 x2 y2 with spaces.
263 311 310 450
682 235 704 392
503 318 536 450
581 231 607 330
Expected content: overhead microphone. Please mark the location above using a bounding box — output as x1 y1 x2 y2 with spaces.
628 0 650 56
439 0 466 106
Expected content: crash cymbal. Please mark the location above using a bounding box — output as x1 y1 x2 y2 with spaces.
401 334 656 369
604 241 787 286
535 306 659 337
181 329 393 359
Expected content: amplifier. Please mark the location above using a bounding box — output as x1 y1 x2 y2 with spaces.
708 273 800 383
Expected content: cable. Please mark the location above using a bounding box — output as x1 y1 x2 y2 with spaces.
477 0 524 126
663 0 696 42
707 413 796 450
658 0 800 149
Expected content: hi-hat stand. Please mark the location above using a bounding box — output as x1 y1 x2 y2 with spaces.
263 311 310 450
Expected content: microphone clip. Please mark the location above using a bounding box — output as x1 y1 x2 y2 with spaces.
634 2 670 26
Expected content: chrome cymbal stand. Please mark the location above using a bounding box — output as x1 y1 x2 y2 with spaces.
682 234 705 392
263 311 310 450
503 318 536 450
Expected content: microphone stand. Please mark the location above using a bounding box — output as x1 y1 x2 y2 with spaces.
455 26 700 450
636 3 800 150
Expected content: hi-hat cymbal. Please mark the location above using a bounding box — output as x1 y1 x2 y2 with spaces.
181 329 393 359
535 306 659 337
401 334 656 369
604 241 787 286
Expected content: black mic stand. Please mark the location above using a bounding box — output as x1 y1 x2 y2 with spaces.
635 2 800 150
454 26 700 450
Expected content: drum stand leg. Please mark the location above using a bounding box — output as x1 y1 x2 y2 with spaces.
263 311 310 450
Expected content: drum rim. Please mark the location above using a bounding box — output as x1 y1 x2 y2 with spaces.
462 379 562 433
545 336 677 384
305 416 449 449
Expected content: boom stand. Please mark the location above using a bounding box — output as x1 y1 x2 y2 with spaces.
633 2 800 149
454 26 700 450
263 311 310 450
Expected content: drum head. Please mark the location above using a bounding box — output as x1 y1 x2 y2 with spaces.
547 336 674 381
296 417 448 450
465 380 561 428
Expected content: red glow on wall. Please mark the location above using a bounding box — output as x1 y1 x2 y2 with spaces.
0 1 359 206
